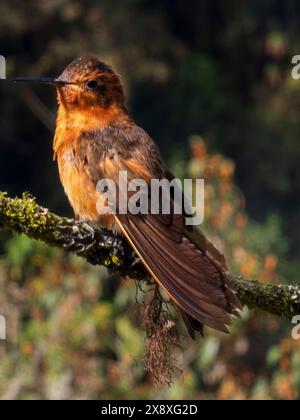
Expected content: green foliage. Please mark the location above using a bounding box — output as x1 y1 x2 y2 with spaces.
0 0 299 400
245 214 288 257
0 141 298 399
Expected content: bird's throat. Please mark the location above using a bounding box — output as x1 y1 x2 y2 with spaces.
53 103 128 158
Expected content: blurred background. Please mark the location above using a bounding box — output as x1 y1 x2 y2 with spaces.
0 0 300 399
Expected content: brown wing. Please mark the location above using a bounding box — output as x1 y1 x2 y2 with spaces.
76 124 241 338
114 215 240 333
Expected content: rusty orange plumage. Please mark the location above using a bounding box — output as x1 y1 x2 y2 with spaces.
16 56 241 338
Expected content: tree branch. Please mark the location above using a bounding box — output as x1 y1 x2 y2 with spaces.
0 192 299 319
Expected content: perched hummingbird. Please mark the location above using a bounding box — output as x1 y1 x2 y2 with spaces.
14 56 240 338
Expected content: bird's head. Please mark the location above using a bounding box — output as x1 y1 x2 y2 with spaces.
14 56 125 111
55 56 125 109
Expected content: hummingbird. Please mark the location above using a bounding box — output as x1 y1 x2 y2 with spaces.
14 56 241 338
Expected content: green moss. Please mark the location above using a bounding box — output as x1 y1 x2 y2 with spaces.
1 191 300 320
111 254 120 266
231 275 300 319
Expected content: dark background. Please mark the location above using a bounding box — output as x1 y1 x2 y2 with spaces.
1 1 300 258
0 0 299 399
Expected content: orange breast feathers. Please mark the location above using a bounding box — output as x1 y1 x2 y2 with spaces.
53 103 126 226
55 143 153 226
56 145 100 221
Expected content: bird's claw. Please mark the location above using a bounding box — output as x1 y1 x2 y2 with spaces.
58 221 96 254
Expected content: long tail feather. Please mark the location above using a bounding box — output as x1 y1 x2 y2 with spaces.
114 214 241 338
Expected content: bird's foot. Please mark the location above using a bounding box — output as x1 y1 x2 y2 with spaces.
57 220 96 254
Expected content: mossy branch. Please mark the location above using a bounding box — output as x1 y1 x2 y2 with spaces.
0 191 300 320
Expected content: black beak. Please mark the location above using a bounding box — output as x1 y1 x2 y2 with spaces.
10 77 72 86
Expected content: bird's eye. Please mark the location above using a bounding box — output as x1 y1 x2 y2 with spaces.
85 79 98 90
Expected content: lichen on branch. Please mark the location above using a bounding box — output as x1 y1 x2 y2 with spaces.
0 191 300 320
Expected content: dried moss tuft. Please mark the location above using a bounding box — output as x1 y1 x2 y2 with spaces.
141 287 179 386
